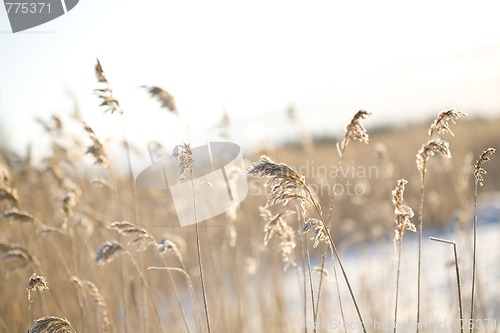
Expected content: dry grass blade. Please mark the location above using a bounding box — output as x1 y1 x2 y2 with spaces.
141 85 177 113
428 108 467 137
416 138 452 173
337 110 372 157
392 179 415 242
94 58 123 115
474 148 496 186
95 240 125 265
29 316 77 333
108 221 156 252
82 122 109 168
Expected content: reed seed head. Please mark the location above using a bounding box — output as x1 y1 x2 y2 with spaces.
299 218 328 248
337 110 372 157
142 85 178 114
416 138 452 173
172 143 193 181
95 240 125 265
28 273 49 304
83 122 109 168
474 148 496 186
108 221 156 252
259 207 297 270
94 58 123 115
29 316 77 333
392 179 415 243
428 108 467 137
247 156 312 212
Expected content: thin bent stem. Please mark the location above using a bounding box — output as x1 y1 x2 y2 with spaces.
416 167 426 333
429 237 463 333
470 183 478 333
394 241 402 333
315 146 345 328
304 235 316 333
124 252 167 333
149 265 202 333
190 170 212 333
309 198 366 333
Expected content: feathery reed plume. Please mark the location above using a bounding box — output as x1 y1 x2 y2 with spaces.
392 179 415 243
474 148 496 187
337 110 372 157
108 221 156 252
141 85 177 113
2 207 37 224
28 273 49 303
157 238 183 263
416 138 452 173
470 147 495 333
94 59 122 115
29 316 76 333
298 218 328 249
247 156 314 214
95 240 125 265
28 273 49 325
428 108 467 137
1 245 41 275
172 143 193 181
391 179 415 333
173 142 211 333
260 207 297 270
83 122 109 168
430 237 464 333
71 277 110 333
0 162 18 203
35 115 63 135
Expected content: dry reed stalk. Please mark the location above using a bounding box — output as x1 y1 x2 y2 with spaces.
27 273 49 327
173 143 212 333
141 85 178 114
415 109 465 332
71 277 111 333
248 155 367 333
415 138 452 332
470 148 495 333
391 179 415 333
29 316 77 333
316 110 372 329
429 237 464 333
109 222 193 332
95 240 167 333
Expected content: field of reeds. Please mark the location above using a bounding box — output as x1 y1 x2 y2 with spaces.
0 60 499 333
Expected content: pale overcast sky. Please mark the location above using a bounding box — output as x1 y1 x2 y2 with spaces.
1 0 500 166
